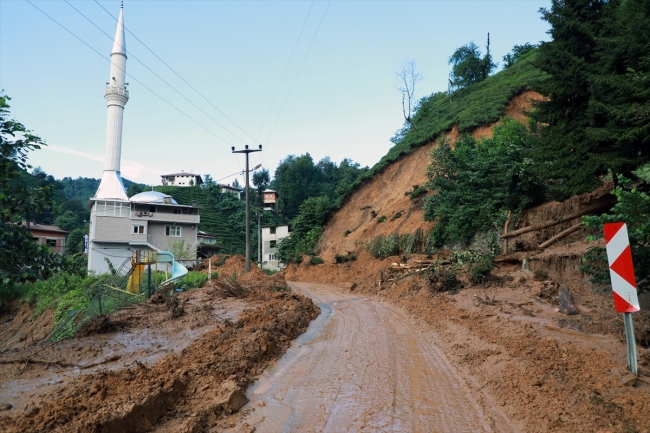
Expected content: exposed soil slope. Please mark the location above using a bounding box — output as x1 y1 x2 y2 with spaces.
320 90 544 262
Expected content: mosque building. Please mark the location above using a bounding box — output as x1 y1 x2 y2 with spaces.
87 5 199 274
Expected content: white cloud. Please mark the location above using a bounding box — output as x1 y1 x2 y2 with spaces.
47 145 159 184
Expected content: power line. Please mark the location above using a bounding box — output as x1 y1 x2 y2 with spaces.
94 0 259 144
264 0 331 146
256 0 315 142
26 0 231 145
64 0 249 147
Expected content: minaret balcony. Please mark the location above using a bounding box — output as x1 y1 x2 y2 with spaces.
104 86 129 105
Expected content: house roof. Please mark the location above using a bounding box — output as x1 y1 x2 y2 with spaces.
197 230 217 239
263 189 277 193
23 222 69 235
220 184 242 192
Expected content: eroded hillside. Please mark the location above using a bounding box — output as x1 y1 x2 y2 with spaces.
319 90 545 262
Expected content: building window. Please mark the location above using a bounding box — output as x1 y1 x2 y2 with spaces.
270 227 276 234
133 225 144 234
270 240 276 248
165 226 181 237
46 239 57 248
149 205 157 213
269 254 276 261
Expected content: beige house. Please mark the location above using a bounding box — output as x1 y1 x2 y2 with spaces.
88 191 200 274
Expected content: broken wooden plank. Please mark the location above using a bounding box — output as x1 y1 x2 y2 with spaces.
500 201 611 240
537 222 583 249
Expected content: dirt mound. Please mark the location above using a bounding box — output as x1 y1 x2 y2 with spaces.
0 285 319 432
287 255 650 432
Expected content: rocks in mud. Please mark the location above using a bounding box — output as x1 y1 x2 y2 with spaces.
558 287 579 316
217 380 249 414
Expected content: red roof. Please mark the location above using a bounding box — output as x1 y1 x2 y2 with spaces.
23 222 69 235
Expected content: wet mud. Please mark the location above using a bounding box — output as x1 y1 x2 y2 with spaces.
227 282 508 433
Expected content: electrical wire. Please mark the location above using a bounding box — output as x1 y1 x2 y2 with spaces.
256 0 315 142
264 0 331 146
94 0 259 144
26 0 231 145
63 0 248 146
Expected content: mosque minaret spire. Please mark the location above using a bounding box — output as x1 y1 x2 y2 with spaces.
94 3 129 200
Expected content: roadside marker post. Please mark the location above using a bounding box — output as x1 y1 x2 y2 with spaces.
604 222 640 375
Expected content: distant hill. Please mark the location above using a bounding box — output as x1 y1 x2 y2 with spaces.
60 176 140 204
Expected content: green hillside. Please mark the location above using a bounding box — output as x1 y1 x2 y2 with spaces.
348 51 547 198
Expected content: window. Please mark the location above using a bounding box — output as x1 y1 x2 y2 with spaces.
270 240 276 248
46 239 57 248
165 226 181 237
173 208 181 214
270 227 276 234
133 225 144 234
269 254 276 261
149 205 157 213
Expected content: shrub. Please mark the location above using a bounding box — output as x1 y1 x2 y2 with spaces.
310 256 325 265
377 215 387 223
344 229 351 237
370 210 377 219
582 175 650 292
177 271 208 291
263 269 278 275
410 185 427 202
390 211 403 222
334 254 357 264
426 266 462 293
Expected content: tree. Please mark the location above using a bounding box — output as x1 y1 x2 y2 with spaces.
396 60 422 135
448 34 497 89
423 119 543 246
127 182 144 198
0 94 71 290
502 43 538 68
272 154 325 219
276 196 332 263
529 0 649 200
252 168 270 206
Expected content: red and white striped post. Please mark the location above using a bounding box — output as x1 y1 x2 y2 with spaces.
604 222 640 375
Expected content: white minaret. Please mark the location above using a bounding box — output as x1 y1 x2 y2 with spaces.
94 3 129 200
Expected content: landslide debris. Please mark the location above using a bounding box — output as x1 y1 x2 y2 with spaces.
0 255 319 433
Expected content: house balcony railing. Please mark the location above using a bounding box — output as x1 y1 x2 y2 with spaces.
131 211 199 224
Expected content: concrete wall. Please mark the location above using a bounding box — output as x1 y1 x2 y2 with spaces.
148 222 197 258
88 242 134 275
261 225 290 270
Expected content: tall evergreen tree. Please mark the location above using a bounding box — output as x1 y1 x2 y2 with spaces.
531 0 632 200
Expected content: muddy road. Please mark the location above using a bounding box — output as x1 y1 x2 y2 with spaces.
229 282 510 433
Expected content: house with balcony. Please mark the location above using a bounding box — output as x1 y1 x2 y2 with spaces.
88 191 200 274
160 171 203 187
261 224 290 270
262 189 279 211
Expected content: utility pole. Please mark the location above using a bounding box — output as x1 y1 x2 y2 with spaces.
232 145 262 273
257 209 261 267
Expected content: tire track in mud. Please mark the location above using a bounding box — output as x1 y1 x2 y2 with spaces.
229 282 503 433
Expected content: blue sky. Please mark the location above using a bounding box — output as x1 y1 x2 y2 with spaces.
1 0 551 186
